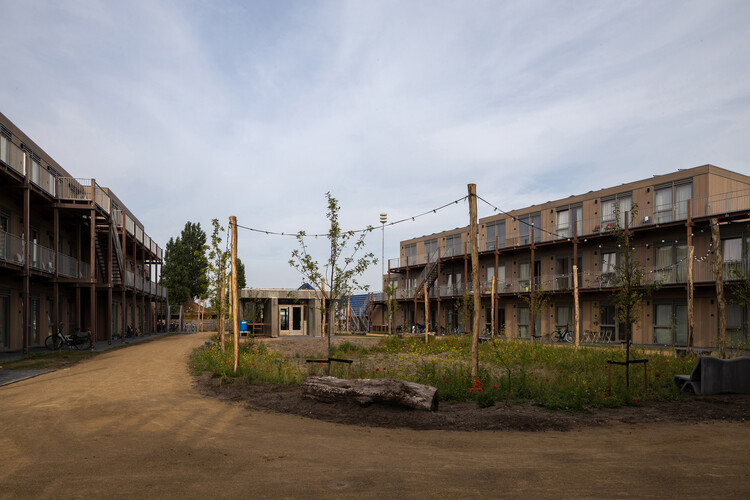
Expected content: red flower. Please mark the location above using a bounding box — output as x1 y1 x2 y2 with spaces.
443 380 448 384
633 398 637 403
375 368 379 372
477 387 483 391
469 388 475 392
493 385 498 389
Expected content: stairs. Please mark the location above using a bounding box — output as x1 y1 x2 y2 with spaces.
94 217 124 285
415 255 439 298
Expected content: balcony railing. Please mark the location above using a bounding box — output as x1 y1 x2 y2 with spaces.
124 270 134 288
0 138 25 176
125 214 135 236
29 242 56 273
0 230 24 265
57 253 79 278
30 161 56 197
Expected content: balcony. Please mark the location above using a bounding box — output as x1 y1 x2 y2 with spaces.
0 230 24 265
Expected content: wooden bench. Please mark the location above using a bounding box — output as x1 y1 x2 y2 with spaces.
674 356 750 395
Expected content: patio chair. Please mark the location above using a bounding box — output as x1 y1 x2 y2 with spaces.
674 356 750 395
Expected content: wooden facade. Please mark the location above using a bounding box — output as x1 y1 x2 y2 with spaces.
378 165 750 349
0 111 167 352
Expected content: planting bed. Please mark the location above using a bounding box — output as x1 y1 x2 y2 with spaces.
193 336 750 431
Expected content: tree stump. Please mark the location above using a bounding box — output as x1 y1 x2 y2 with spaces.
301 376 439 411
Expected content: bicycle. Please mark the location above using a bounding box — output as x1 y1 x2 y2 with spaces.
551 327 574 344
44 323 92 351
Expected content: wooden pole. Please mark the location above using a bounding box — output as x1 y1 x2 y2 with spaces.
469 184 481 379
710 218 726 358
219 264 226 351
424 282 429 343
321 277 326 338
347 295 351 335
230 216 240 373
686 200 694 354
573 220 580 348
530 226 536 342
491 275 496 337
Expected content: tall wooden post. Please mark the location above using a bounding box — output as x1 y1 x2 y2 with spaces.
230 216 240 373
424 282 429 343
469 184 481 379
494 235 499 336
89 201 96 348
219 263 226 351
321 277 326 338
491 276 496 337
573 220 580 348
710 218 725 358
530 226 536 342
686 200 694 354
22 152 30 353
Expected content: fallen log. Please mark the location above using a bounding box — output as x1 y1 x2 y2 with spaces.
302 376 439 411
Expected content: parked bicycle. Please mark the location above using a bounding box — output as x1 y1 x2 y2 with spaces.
44 323 92 351
551 327 574 344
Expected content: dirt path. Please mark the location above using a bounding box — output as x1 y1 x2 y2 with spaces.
1 333 748 499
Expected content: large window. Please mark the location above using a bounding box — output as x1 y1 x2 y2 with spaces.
726 304 748 345
424 239 438 260
599 303 626 342
654 242 687 284
600 251 617 287
486 221 506 250
486 263 506 290
555 303 573 331
517 305 540 339
556 205 582 238
0 290 9 349
601 193 632 229
404 244 417 263
654 181 692 223
518 213 541 245
723 237 749 278
445 234 462 257
653 302 687 345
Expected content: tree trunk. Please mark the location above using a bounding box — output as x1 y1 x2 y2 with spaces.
711 218 726 358
302 376 439 411
468 184 481 379
230 216 240 373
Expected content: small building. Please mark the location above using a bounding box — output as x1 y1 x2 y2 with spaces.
239 288 322 337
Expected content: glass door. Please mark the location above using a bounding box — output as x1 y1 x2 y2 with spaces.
279 306 290 335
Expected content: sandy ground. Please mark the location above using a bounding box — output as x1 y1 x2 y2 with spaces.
1 332 749 499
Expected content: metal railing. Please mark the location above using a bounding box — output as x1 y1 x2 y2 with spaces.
0 230 24 265
125 214 135 236
29 242 56 273
94 183 111 214
30 161 56 197
0 138 25 176
57 177 90 201
57 253 79 278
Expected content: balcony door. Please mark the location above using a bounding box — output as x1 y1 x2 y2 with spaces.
279 305 304 335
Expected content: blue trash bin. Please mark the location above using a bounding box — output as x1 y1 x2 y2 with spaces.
240 320 248 332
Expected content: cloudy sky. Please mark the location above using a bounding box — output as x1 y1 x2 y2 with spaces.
2 0 749 290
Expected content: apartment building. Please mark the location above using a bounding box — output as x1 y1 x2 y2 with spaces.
0 111 167 352
380 165 750 349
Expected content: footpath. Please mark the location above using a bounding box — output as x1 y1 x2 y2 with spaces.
0 331 175 386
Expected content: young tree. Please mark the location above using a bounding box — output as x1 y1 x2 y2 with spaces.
206 219 229 350
163 222 209 306
235 258 247 290
383 283 401 334
608 205 658 387
289 193 376 363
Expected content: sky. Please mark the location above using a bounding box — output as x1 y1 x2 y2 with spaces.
2 0 749 291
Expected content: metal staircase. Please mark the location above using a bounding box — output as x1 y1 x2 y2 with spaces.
94 217 124 285
414 253 439 298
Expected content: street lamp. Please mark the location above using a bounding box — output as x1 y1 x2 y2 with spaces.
380 213 387 289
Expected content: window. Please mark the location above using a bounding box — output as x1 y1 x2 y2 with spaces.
0 289 9 349
518 261 530 291
486 263 506 289
599 303 626 342
518 213 541 245
653 302 687 345
404 244 417 263
486 221 506 250
654 181 692 223
517 305 539 339
654 242 687 284
601 193 632 229
424 239 438 260
485 306 506 335
445 234 462 257
555 303 573 331
726 304 748 345
556 206 582 238
601 252 616 287
722 237 749 278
